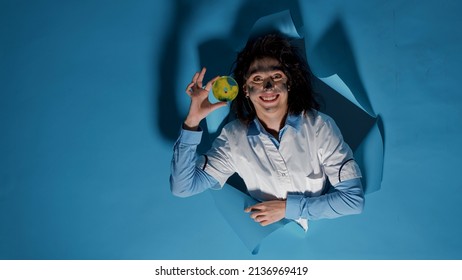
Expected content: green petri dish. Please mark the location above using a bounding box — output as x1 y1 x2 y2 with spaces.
212 76 239 102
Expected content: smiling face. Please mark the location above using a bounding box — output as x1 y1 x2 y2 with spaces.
244 57 289 118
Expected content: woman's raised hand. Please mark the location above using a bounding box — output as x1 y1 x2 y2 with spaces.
183 67 227 130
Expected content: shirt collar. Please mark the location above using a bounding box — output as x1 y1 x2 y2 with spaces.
247 112 303 136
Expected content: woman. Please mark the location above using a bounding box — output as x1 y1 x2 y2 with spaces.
170 34 364 229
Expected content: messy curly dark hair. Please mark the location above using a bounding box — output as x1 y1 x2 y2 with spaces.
231 33 319 124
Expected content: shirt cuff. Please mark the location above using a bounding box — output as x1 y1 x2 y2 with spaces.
285 194 303 220
178 127 203 145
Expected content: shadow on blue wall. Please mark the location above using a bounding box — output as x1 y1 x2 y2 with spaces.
311 18 385 151
311 19 385 193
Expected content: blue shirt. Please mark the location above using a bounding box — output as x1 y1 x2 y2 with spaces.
170 111 364 229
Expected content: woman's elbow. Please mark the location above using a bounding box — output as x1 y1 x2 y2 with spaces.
169 177 193 198
349 192 365 215
171 188 191 198
337 191 364 216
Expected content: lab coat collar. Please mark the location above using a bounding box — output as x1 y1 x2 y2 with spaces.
247 112 303 136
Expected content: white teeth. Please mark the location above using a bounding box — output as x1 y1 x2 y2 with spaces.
261 95 277 101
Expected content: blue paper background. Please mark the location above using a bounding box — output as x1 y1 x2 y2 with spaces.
1 0 461 259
